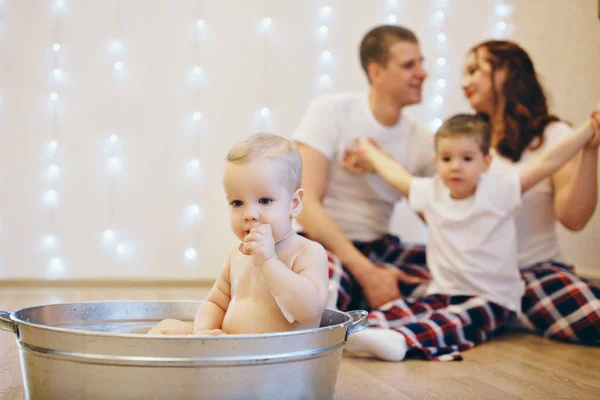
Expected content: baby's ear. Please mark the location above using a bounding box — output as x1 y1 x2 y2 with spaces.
290 188 304 218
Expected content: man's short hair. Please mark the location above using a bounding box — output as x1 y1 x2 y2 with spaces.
359 25 419 81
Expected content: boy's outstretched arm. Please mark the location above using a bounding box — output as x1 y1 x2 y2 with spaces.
193 253 232 333
354 137 414 197
520 109 600 194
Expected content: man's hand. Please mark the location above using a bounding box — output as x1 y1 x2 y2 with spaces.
356 263 423 309
240 224 276 266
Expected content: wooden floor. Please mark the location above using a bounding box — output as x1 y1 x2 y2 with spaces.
1 285 599 399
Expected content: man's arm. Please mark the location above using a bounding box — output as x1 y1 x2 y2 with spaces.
296 143 420 309
295 143 374 276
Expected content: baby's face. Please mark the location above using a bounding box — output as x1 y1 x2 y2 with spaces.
223 158 300 243
435 136 491 199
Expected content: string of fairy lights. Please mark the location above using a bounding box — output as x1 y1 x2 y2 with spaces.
4 1 517 277
43 0 66 278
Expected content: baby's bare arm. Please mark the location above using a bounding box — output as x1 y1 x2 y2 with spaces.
259 240 329 324
193 254 232 333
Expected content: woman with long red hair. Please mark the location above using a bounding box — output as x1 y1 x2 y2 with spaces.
462 40 599 343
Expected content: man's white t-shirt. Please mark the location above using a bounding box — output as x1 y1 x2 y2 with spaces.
490 122 571 268
409 173 526 312
293 92 436 242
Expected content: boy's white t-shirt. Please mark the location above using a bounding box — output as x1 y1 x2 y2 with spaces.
409 173 525 312
293 92 436 242
490 122 571 268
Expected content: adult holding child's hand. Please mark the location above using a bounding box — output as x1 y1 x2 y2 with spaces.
458 41 600 344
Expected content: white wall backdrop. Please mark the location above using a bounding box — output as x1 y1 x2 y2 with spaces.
0 0 599 280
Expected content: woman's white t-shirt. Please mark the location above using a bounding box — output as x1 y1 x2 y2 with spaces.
490 121 571 268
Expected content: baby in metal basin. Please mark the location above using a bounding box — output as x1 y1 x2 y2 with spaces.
148 133 329 335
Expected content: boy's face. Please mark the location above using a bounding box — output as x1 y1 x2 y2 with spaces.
435 136 491 199
223 158 303 243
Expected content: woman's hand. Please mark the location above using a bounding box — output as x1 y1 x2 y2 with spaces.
587 108 600 149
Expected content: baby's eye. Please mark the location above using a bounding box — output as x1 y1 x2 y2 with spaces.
258 198 272 205
230 200 243 207
442 157 451 162
464 156 473 162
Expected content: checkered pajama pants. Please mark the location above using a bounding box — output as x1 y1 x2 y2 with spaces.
324 234 600 361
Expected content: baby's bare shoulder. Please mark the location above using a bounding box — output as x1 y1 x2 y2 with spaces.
300 235 326 254
292 235 327 267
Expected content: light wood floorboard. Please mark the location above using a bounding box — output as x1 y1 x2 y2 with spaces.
1 286 599 400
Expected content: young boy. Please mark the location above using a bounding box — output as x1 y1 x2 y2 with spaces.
341 110 600 361
148 134 329 335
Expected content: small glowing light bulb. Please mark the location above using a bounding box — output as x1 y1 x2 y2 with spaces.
117 243 128 255
184 248 197 261
44 190 58 205
48 164 60 177
320 74 331 84
103 229 115 241
108 156 121 171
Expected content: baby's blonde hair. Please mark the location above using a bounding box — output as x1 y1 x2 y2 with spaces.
226 133 303 191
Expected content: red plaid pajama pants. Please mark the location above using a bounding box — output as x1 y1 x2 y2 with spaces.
322 234 600 360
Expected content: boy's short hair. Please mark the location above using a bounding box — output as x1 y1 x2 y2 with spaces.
226 133 303 191
435 114 492 155
359 25 418 82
